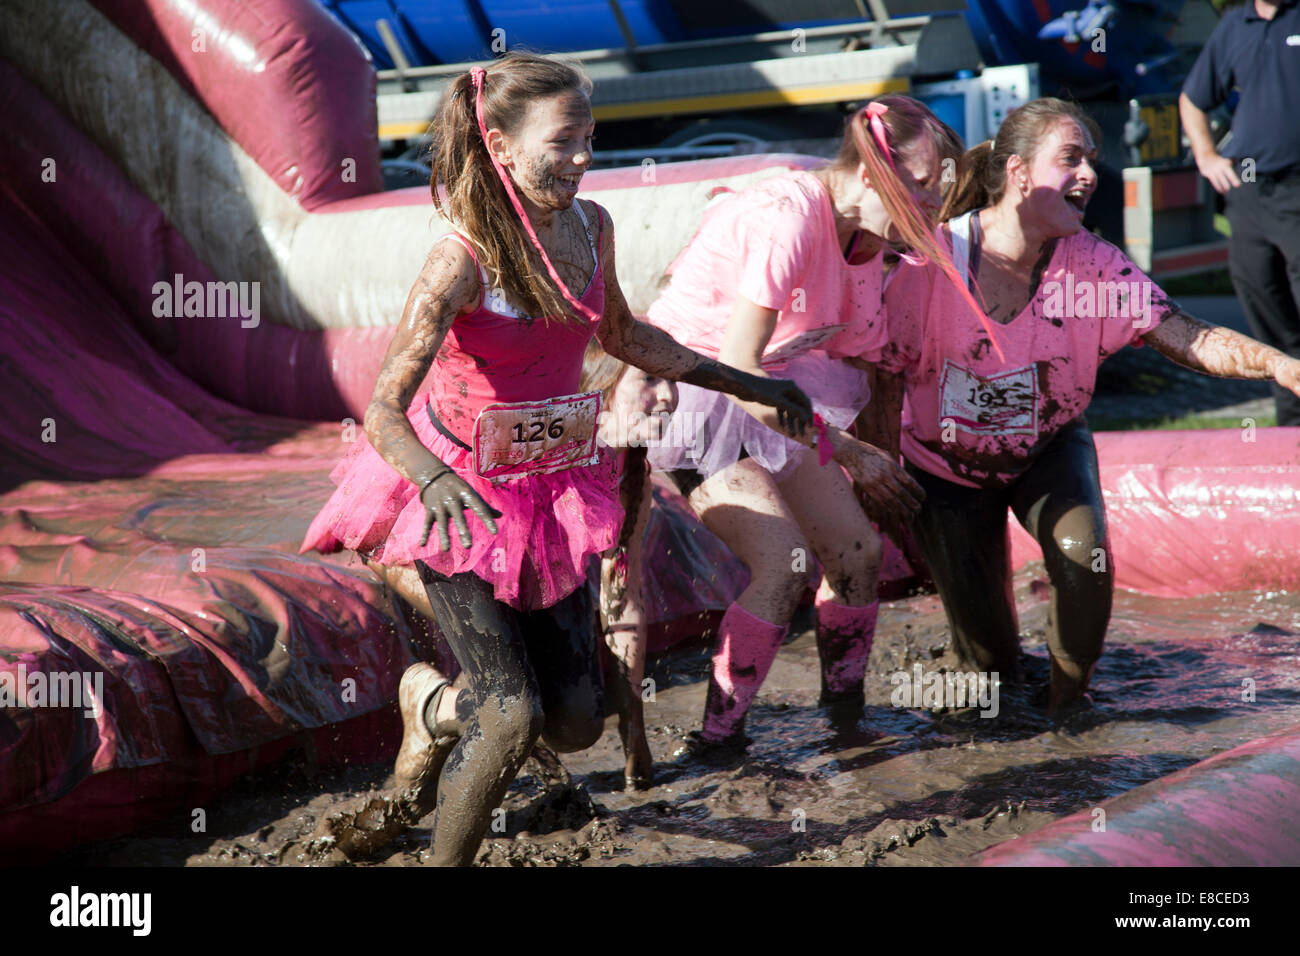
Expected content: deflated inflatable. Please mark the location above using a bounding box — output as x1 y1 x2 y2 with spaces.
1 0 1298 861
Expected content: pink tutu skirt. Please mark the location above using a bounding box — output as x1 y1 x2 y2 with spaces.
648 350 871 482
299 392 624 612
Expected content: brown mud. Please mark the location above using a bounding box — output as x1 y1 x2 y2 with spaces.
54 569 1300 867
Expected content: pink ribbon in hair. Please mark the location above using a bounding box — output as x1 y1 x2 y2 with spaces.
863 101 897 173
469 67 600 322
858 98 1006 362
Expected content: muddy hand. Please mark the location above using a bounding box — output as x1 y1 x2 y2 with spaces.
746 375 813 437
420 472 502 551
839 437 924 519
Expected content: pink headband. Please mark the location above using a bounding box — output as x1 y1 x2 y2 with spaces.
469 67 600 322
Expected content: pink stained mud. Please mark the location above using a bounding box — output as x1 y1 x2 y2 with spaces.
977 725 1300 866
702 603 789 741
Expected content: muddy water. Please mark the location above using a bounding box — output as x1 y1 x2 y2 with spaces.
57 570 1300 867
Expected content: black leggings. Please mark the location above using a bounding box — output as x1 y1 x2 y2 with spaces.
907 419 1113 675
414 565 605 866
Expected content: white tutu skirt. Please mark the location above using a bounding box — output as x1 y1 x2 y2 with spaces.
648 350 871 482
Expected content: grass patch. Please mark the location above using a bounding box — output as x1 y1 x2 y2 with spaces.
1087 411 1276 431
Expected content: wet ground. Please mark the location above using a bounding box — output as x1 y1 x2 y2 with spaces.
56 568 1300 867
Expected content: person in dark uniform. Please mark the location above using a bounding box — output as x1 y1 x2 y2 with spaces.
1180 0 1300 426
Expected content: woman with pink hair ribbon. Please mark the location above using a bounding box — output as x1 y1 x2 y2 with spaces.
644 96 977 757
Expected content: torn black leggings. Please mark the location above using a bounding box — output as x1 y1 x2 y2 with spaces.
906 419 1113 676
414 564 604 866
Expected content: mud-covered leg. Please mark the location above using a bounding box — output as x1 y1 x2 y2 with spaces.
688 458 805 743
907 465 1021 678
524 583 606 754
777 448 883 705
601 623 653 788
1011 421 1112 715
419 569 545 867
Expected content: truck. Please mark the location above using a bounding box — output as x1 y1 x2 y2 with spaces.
318 0 1234 278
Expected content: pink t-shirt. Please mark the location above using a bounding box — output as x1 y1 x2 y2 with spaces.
646 170 887 369
880 218 1179 488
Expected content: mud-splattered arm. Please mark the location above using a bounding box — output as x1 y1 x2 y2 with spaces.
590 206 812 435
1143 313 1300 397
365 238 500 550
364 239 476 484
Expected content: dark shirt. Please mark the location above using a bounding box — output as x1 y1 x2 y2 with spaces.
1183 0 1300 174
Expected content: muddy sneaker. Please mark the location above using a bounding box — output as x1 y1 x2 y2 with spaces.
672 729 751 766
393 662 456 818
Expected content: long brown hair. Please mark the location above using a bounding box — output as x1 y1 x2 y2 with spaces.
942 97 1102 221
580 339 647 550
430 52 594 326
838 95 1007 358
831 94 964 266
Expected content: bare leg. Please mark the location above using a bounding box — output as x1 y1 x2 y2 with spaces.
776 450 882 605
685 458 807 741
602 624 652 787
776 451 883 702
689 458 810 624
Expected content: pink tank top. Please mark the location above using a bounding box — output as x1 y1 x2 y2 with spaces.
427 201 605 443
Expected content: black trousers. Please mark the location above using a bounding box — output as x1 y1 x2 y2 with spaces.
906 420 1114 675
1225 174 1300 426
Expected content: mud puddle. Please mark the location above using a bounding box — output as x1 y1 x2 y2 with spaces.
54 570 1300 866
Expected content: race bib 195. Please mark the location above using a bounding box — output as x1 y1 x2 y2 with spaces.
938 360 1039 435
472 392 601 482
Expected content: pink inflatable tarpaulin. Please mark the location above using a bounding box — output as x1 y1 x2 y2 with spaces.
977 725 1300 866
1010 428 1300 598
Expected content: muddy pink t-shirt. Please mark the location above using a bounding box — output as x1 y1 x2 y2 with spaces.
646 170 887 368
880 219 1179 488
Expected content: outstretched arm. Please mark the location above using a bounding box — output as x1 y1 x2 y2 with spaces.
1142 312 1300 397
366 238 501 551
590 204 812 436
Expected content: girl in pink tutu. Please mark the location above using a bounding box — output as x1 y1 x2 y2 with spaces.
580 339 677 790
645 96 965 754
299 51 811 865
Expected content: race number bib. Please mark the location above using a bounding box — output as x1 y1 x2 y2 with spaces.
472 392 601 482
939 361 1039 435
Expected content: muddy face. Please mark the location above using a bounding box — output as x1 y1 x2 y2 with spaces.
496 90 595 213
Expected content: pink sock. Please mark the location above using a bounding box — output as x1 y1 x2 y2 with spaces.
702 603 788 741
815 596 878 698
